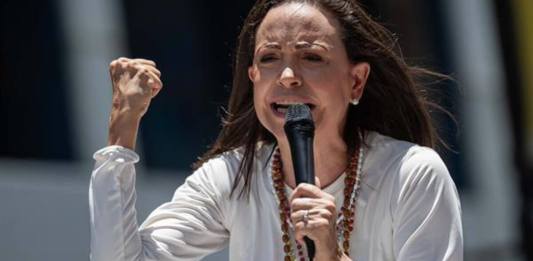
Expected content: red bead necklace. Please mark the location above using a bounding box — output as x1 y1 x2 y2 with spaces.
271 145 364 261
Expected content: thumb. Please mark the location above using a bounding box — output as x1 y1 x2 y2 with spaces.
314 176 321 188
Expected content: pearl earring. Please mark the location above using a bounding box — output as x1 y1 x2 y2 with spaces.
351 99 359 106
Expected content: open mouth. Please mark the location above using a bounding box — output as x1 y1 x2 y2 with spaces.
271 102 316 114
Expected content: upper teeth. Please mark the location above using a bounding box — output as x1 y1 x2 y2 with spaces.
276 102 304 105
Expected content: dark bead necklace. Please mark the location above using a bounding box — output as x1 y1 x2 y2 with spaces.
271 145 364 260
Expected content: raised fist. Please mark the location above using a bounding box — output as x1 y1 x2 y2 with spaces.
106 57 163 149
109 57 162 118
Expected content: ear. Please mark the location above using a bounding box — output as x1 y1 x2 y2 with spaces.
349 62 370 101
248 66 257 82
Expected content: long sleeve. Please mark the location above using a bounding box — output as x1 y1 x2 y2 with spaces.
89 146 230 261
391 147 463 261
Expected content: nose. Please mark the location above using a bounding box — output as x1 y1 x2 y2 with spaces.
278 67 302 88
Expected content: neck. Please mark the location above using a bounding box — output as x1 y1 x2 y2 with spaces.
278 134 348 189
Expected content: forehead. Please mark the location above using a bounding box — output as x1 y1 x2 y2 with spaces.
255 3 341 45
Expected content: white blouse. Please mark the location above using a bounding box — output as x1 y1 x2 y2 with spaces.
89 132 463 261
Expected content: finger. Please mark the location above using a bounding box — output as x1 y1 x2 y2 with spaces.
143 65 161 77
145 70 163 89
149 77 163 98
109 60 126 83
121 57 150 76
291 199 336 218
109 59 120 71
315 176 322 188
125 61 142 79
293 219 330 242
292 214 310 244
112 58 160 78
133 58 156 67
290 208 312 224
290 197 322 212
137 69 163 97
125 62 160 78
150 80 163 98
136 69 161 88
290 208 333 228
118 57 131 62
290 183 322 201
294 222 309 243
136 72 152 95
117 57 157 70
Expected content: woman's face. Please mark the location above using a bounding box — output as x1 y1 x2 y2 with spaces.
249 2 370 143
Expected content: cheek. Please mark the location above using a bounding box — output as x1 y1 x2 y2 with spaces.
305 64 348 85
251 67 279 109
307 69 352 103
306 71 352 126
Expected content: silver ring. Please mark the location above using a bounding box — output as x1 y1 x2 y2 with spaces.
303 210 309 226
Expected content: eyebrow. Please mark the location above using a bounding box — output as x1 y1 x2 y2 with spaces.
295 42 312 49
261 43 282 50
257 42 330 52
295 42 329 50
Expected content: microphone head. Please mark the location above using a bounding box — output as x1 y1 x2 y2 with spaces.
285 104 314 127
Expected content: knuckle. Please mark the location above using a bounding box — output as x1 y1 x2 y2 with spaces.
291 197 302 205
294 223 304 231
290 201 298 210
319 201 334 213
301 183 312 190
321 210 333 220
325 202 336 212
293 185 302 194
290 212 298 221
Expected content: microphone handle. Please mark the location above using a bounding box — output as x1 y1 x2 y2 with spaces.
304 237 316 259
288 126 315 185
286 126 316 259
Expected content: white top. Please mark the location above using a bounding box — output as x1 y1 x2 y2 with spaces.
89 132 463 261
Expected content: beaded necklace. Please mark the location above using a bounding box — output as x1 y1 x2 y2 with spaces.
270 145 364 261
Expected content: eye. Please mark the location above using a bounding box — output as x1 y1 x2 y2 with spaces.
302 53 324 62
259 54 279 63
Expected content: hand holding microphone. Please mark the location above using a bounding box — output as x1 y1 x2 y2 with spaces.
284 103 317 259
284 104 343 260
285 104 343 260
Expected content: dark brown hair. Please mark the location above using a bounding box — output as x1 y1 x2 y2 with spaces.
194 0 447 198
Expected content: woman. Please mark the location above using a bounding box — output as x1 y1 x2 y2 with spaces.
90 0 463 260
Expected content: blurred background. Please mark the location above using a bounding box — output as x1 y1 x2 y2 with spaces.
0 0 531 260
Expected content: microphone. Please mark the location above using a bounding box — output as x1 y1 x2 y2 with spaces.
284 104 316 259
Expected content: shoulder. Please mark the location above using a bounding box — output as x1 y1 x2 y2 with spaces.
364 131 461 219
364 134 463 258
364 132 453 192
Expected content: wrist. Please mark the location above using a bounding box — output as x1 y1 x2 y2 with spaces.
314 246 339 261
108 109 142 150
315 242 348 261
